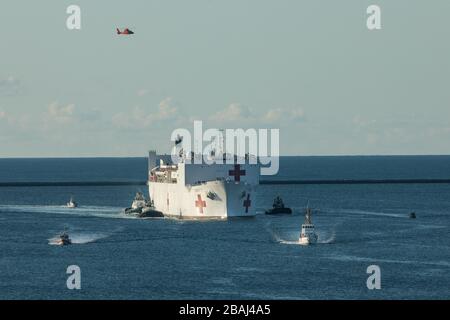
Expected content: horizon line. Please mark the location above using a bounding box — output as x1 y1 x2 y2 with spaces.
1 153 450 159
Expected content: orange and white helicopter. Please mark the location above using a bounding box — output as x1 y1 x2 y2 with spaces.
116 28 134 35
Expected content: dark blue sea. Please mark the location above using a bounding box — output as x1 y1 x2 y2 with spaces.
0 156 449 299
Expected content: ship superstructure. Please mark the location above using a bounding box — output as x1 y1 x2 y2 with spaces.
299 204 318 245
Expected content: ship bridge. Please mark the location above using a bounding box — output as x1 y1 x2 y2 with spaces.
148 151 259 186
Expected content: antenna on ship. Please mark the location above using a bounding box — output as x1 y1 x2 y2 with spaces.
194 136 200 163
237 138 240 162
218 128 226 162
213 129 225 161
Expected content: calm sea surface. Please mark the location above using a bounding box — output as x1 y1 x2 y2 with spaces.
0 156 449 299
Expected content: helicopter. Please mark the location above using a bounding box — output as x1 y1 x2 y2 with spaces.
116 28 134 35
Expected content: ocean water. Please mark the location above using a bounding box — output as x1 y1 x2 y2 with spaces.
0 156 449 299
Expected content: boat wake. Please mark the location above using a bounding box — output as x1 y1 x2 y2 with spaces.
277 234 336 246
48 232 111 245
340 209 406 219
278 239 302 245
269 226 337 246
325 254 450 268
317 229 337 244
268 231 310 246
0 204 132 219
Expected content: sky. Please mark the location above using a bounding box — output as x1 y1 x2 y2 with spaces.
0 0 449 157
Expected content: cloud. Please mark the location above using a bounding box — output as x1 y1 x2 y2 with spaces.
262 108 282 122
157 97 178 120
45 102 76 124
0 110 32 131
210 103 252 122
112 97 179 128
137 89 149 97
0 109 13 123
0 76 22 96
352 115 376 128
208 104 305 126
262 107 305 123
291 108 305 120
1 102 77 133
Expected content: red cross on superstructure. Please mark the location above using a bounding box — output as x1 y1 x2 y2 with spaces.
195 194 206 214
229 164 246 182
243 194 251 213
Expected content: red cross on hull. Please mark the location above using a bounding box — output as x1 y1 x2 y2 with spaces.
229 164 246 182
243 194 251 213
195 194 207 214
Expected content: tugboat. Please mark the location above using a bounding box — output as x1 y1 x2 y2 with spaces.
299 204 318 245
125 193 164 218
56 229 72 246
67 197 78 208
409 212 417 219
138 202 164 218
124 192 147 214
265 196 292 215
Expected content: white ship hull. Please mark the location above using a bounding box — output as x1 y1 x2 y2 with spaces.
149 180 256 218
299 233 318 245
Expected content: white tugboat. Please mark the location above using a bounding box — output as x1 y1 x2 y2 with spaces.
125 192 164 218
67 196 78 208
125 192 147 213
299 204 318 245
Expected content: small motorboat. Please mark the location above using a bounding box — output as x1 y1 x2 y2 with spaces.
299 204 318 245
409 212 417 219
67 197 78 208
56 230 72 246
265 196 292 215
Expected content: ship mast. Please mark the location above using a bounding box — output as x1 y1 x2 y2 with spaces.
305 201 313 224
